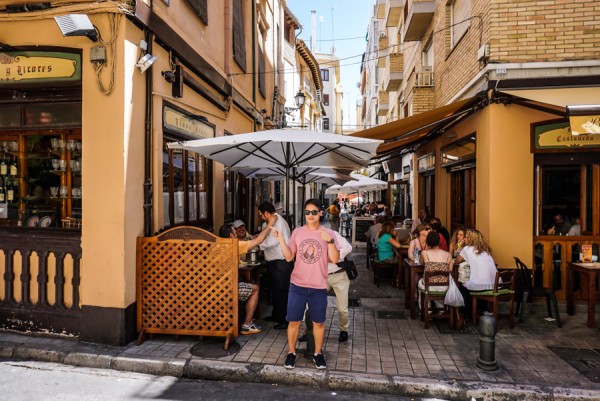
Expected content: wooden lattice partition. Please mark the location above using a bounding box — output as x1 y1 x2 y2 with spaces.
136 226 239 349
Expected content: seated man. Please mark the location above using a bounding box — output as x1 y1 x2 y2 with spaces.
218 222 273 335
233 219 253 240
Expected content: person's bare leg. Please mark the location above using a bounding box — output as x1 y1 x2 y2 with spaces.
287 321 301 353
244 286 260 325
313 322 325 354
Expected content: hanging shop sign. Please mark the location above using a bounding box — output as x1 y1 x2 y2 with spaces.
0 51 81 84
163 105 215 139
533 120 600 151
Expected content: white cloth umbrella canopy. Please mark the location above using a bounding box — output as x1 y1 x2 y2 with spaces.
168 130 381 218
168 129 381 170
231 167 356 186
342 174 388 191
325 184 355 195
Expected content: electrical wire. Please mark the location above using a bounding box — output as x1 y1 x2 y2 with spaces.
92 13 121 96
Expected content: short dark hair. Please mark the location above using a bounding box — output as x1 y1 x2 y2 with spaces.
218 224 234 238
430 221 442 232
425 231 440 248
258 201 276 214
305 198 322 210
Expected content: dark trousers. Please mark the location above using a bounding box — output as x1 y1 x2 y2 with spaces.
267 259 294 323
458 283 473 319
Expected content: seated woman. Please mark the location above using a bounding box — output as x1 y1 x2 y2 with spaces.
454 229 497 319
417 232 453 307
407 223 432 261
376 221 403 263
448 227 466 258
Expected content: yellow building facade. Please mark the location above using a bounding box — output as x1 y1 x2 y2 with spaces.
0 0 322 344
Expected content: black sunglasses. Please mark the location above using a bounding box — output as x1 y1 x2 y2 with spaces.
304 210 319 216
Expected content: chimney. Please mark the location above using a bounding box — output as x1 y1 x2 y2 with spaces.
310 10 316 52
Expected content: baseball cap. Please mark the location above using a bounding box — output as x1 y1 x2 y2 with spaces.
232 220 245 229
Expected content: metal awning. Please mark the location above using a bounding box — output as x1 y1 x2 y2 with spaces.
352 97 479 157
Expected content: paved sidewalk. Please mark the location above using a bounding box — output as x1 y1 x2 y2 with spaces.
1 250 599 400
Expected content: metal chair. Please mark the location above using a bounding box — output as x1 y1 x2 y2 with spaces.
471 270 516 329
418 270 454 329
513 256 561 327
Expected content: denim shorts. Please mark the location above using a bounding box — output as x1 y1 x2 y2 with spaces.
286 283 327 323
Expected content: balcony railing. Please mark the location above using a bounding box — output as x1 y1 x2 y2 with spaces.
378 34 389 68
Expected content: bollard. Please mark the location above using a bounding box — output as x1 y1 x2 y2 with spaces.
476 311 499 371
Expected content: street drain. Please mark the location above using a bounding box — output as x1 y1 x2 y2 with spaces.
548 347 600 383
190 338 241 358
376 310 405 319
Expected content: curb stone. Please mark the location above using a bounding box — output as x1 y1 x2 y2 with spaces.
64 351 114 369
12 345 67 363
184 359 255 381
2 335 600 400
328 371 391 393
111 355 185 377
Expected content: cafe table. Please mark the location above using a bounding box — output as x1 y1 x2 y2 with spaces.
238 260 262 284
567 262 600 328
403 258 424 319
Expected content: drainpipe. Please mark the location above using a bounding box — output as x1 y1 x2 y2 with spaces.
143 28 154 237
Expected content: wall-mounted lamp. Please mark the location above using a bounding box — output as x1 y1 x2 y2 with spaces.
294 90 306 108
54 14 98 42
136 53 158 73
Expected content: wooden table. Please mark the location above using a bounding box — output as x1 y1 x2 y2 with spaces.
567 262 600 328
239 261 262 283
403 258 424 319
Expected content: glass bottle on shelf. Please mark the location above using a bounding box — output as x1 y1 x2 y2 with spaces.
6 179 14 203
0 155 6 176
0 178 5 202
9 156 17 177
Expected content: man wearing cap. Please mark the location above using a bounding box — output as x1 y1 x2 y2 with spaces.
257 202 293 330
233 220 252 241
218 223 272 335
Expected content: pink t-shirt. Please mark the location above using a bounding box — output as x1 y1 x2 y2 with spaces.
288 226 339 289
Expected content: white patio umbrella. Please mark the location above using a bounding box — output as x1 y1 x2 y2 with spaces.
342 173 388 191
168 130 382 219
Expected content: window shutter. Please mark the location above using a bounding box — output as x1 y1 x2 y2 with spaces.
233 0 246 72
185 0 208 25
451 0 470 47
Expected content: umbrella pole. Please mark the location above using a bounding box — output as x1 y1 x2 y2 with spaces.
302 177 306 225
292 168 297 229
285 168 290 229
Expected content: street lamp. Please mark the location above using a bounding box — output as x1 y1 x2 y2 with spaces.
294 90 306 108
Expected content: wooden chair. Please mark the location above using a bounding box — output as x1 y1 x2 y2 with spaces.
513 257 561 327
366 240 375 271
372 248 399 288
418 270 454 329
471 270 516 329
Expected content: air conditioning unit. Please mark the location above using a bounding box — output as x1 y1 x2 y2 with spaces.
477 44 490 61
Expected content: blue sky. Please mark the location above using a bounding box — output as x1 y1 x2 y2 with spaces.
287 0 375 131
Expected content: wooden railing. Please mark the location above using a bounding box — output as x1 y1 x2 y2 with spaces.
533 235 600 300
0 227 82 334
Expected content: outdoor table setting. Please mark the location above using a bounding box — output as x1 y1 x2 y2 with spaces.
238 249 263 284
567 261 600 328
403 258 424 319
